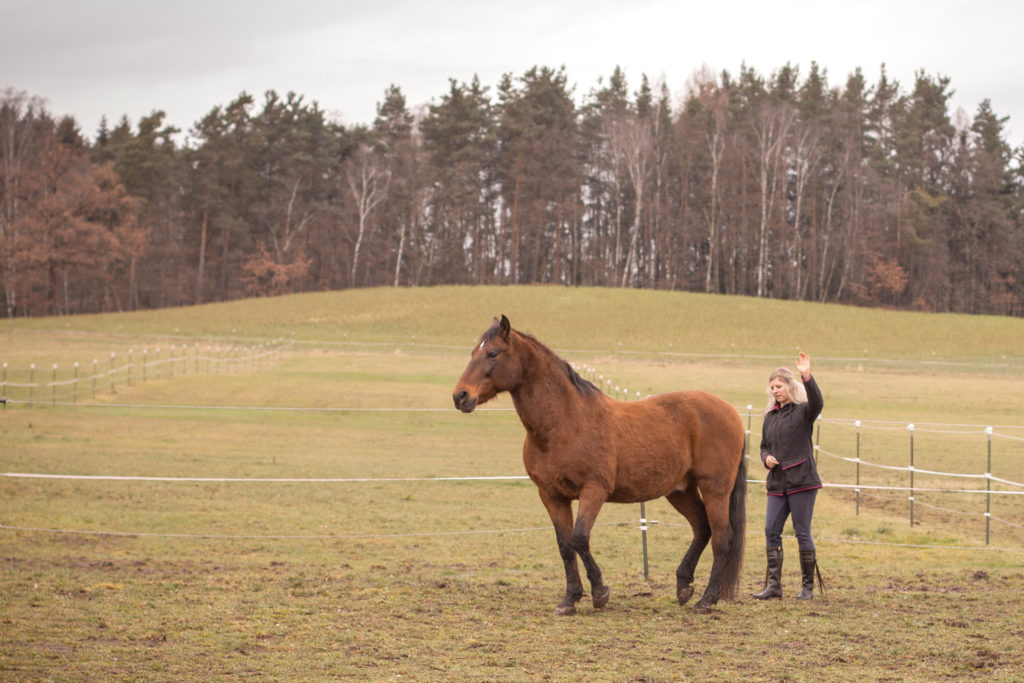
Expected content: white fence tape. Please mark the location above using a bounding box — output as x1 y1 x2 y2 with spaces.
3 350 1024 550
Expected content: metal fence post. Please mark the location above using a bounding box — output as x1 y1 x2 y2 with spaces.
855 420 862 515
814 415 821 465
908 423 915 526
985 427 993 545
639 501 650 581
746 405 753 459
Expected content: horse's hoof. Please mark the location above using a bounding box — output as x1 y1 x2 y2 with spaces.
693 600 714 614
592 585 610 609
554 603 576 616
676 585 694 605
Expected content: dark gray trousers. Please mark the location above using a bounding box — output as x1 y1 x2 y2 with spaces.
764 488 818 551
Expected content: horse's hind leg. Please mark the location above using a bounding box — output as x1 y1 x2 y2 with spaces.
538 489 585 615
692 485 735 613
666 483 711 605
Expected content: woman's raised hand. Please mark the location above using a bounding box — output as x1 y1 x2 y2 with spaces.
796 351 811 380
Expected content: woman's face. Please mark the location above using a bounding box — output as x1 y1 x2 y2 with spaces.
769 378 791 405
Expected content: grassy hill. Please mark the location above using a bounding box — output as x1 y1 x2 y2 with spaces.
8 285 1024 366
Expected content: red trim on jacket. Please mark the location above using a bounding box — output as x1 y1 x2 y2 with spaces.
766 484 822 497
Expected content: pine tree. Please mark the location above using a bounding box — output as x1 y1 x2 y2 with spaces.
421 76 496 284
495 66 580 284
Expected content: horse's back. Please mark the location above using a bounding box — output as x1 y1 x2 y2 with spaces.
646 390 744 494
645 390 743 438
602 390 742 501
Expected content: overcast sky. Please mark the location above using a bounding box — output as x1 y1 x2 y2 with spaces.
3 0 1023 146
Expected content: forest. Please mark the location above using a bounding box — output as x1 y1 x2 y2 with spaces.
2 62 1022 317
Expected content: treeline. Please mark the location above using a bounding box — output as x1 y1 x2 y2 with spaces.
2 62 1023 318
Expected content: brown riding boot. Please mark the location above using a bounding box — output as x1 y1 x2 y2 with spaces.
752 546 783 600
797 549 821 600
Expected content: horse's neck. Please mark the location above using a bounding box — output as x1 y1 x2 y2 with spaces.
509 336 585 440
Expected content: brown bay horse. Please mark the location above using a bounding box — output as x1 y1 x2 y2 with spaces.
452 316 747 614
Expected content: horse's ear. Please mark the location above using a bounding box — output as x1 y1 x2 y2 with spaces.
498 314 511 342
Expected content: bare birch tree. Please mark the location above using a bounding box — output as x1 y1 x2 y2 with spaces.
703 92 730 293
751 104 796 297
346 144 390 287
605 114 654 287
789 124 821 299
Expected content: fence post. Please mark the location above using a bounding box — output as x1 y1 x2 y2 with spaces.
985 427 993 545
908 423 915 526
639 501 650 581
746 405 753 459
127 349 133 386
855 420 862 515
51 364 57 405
814 415 821 465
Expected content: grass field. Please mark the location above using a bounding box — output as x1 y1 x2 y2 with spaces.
3 286 1024 681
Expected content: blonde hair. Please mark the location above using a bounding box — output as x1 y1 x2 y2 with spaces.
764 366 807 414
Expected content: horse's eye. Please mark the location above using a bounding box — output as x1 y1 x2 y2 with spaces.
487 350 499 359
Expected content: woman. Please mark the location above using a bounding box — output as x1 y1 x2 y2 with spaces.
752 352 824 600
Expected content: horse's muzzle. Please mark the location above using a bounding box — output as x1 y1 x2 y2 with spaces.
452 389 478 413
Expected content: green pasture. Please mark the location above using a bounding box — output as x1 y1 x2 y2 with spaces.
3 287 1024 681
7 285 1024 364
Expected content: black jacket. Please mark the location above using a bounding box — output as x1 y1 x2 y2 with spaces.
760 375 823 496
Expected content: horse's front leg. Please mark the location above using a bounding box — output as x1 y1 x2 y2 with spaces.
538 489 585 615
570 484 610 610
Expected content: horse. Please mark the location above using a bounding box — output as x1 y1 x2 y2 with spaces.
452 315 747 615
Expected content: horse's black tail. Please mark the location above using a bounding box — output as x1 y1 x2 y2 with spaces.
719 447 747 601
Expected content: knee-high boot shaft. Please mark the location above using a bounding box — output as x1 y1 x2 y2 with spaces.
797 549 818 600
751 546 783 600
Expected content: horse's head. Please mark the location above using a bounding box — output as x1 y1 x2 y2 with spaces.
452 315 522 413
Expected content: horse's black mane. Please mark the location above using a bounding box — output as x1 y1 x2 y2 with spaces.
565 359 602 397
515 330 602 398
